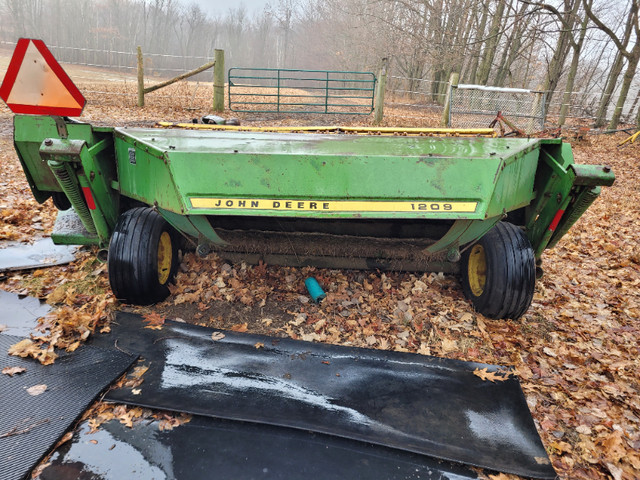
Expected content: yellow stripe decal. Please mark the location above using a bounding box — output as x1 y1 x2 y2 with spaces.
190 198 477 213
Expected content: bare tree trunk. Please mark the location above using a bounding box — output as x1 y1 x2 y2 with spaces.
542 0 578 113
467 4 489 83
495 1 529 87
627 87 640 125
608 53 640 129
584 0 639 129
593 51 625 127
559 13 589 126
634 89 640 128
476 0 507 85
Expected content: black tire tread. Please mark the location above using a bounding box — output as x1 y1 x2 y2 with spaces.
461 222 535 320
108 207 177 305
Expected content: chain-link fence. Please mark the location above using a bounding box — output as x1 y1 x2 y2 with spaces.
449 85 546 134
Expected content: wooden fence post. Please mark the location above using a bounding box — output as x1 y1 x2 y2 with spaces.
529 84 545 133
213 49 225 112
441 72 459 127
137 46 144 107
374 57 388 125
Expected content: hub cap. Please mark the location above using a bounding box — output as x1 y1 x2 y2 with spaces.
468 244 487 297
157 232 172 284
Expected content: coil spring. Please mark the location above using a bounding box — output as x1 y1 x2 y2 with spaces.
48 160 97 234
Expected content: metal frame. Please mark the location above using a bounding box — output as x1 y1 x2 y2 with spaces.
448 84 547 132
228 67 376 114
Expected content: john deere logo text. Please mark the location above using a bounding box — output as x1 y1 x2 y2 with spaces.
190 197 477 213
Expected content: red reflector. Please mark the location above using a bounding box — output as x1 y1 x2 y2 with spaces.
548 209 565 232
0 38 86 116
82 187 96 210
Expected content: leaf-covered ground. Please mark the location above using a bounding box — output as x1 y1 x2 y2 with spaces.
0 74 639 479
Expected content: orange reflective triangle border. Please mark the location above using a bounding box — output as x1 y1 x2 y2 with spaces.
0 38 86 116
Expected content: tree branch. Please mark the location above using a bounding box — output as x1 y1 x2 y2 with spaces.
582 0 631 57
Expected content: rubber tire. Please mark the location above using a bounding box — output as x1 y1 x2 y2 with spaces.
460 222 535 320
51 192 71 211
108 207 178 305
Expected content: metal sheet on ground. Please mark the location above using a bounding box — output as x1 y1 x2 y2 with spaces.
0 335 137 480
0 238 77 272
0 290 50 337
101 312 555 479
39 416 480 480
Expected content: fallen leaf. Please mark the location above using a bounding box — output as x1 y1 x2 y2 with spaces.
8 338 39 357
143 312 165 330
576 425 592 435
473 367 509 383
8 338 58 365
26 384 47 396
459 312 474 323
211 331 225 341
132 388 141 395
2 366 26 376
231 323 248 332
600 431 626 463
130 365 149 379
261 318 273 326
90 439 98 444
605 462 623 480
441 338 457 353
254 342 264 349
157 412 192 431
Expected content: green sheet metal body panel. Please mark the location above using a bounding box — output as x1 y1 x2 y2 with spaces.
11 115 614 259
113 128 540 222
13 115 106 203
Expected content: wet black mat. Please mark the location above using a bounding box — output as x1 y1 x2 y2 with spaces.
101 312 555 479
0 239 76 273
40 415 480 480
0 335 137 480
0 290 51 337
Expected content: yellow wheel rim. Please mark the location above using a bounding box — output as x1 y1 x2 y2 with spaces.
468 244 487 297
157 231 172 285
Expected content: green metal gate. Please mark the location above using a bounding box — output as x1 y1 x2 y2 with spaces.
228 68 376 114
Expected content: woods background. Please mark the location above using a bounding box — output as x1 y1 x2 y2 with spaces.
0 0 639 128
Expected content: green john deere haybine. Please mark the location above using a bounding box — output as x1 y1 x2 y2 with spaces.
2 39 614 319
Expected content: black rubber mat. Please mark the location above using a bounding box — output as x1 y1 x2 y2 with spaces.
100 312 555 479
0 290 51 337
39 415 481 480
0 335 137 480
0 239 76 273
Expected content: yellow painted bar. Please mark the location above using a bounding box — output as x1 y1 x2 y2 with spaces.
157 122 496 137
619 130 640 146
190 197 478 213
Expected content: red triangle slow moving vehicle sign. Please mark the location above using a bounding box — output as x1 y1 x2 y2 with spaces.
0 38 86 116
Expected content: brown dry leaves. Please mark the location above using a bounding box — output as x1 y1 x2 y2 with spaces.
8 338 57 365
26 384 47 396
2 366 26 376
2 250 117 364
81 402 191 433
473 367 510 383
143 312 165 330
